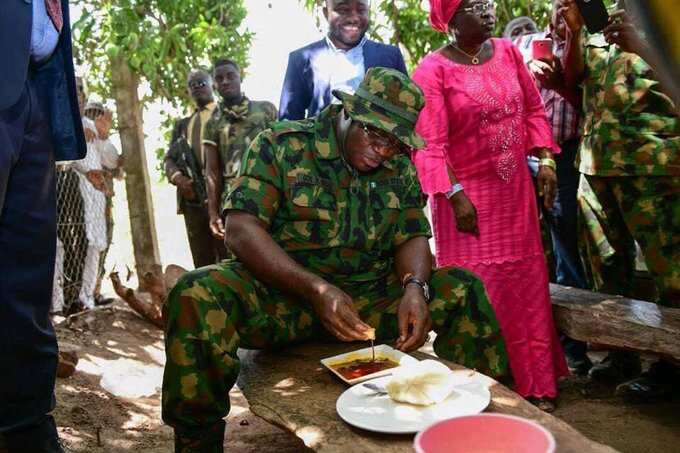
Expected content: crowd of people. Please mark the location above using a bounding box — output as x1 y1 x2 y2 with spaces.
1 0 677 452
52 77 122 314
157 0 677 451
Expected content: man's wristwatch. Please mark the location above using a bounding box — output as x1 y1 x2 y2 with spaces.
402 273 431 301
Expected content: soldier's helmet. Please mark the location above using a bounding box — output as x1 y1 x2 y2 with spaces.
333 67 426 150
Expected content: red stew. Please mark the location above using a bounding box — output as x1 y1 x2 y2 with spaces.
333 358 399 380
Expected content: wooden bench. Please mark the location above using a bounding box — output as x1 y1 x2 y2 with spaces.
550 284 680 361
237 343 617 453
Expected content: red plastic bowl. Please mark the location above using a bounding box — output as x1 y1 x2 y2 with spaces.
414 413 556 453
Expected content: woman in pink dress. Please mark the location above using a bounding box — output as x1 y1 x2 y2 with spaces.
412 0 568 410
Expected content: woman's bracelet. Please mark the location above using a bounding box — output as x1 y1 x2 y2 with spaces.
539 158 556 170
445 183 464 199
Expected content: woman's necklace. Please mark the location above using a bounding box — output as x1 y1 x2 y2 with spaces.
450 42 485 65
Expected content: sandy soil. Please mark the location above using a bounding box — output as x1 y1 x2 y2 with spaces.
54 304 309 452
51 179 680 452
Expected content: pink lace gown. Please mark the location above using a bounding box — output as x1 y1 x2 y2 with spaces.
412 38 568 398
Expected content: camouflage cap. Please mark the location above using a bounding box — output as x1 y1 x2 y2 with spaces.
333 67 426 149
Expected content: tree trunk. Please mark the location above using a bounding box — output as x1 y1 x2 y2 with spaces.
110 55 162 288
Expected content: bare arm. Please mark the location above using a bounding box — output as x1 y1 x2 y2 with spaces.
225 210 327 298
393 236 433 352
394 237 432 284
224 210 372 341
560 0 586 89
205 143 225 239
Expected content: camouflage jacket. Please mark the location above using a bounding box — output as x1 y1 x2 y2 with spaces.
223 105 431 285
203 97 278 184
578 33 679 176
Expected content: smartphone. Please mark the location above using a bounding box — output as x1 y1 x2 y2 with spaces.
576 0 610 33
532 39 554 61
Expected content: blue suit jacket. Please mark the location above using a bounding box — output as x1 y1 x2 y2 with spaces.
278 38 408 120
0 0 86 162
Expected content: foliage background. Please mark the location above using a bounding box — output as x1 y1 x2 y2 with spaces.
71 0 253 168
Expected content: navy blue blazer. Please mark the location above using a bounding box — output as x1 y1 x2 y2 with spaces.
0 0 86 162
278 38 408 120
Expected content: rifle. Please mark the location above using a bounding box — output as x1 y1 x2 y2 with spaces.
167 136 208 207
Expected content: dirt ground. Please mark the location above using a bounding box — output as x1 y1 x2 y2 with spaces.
50 179 680 452
54 303 309 452
53 301 680 453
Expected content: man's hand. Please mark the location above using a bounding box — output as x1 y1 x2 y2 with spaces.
95 112 113 140
310 284 373 342
558 0 584 33
450 191 479 236
209 213 226 240
604 10 647 56
529 58 564 92
174 174 196 201
86 170 106 192
537 164 557 210
84 127 97 143
395 285 432 352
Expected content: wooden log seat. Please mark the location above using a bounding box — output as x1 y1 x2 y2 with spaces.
550 284 680 361
237 343 617 453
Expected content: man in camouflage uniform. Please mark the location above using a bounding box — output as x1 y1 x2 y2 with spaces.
562 1 679 399
162 68 509 452
165 69 227 268
203 58 277 243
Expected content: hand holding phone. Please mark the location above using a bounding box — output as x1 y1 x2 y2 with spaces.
575 0 609 33
532 39 554 61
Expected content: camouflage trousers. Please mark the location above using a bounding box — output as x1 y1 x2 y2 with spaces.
578 174 680 306
162 261 508 452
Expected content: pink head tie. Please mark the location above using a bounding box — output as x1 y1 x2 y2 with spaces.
429 0 463 33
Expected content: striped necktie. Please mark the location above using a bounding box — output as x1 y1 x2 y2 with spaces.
45 0 63 33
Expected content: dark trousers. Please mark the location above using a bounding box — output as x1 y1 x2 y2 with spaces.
0 79 60 447
182 203 228 268
546 140 587 289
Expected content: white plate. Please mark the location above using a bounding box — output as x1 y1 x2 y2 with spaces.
320 344 419 385
336 373 491 434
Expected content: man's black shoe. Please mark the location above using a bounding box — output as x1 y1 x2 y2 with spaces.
616 360 679 403
616 375 667 403
94 294 115 306
2 417 64 453
588 351 641 382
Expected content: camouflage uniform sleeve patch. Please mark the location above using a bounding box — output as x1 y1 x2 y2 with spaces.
393 161 432 246
223 130 282 227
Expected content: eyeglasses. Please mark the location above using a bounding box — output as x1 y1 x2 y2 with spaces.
189 80 209 89
457 1 495 16
358 122 404 157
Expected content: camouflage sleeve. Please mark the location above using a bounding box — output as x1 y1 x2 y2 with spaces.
393 164 432 247
266 102 278 124
222 130 282 227
203 115 219 147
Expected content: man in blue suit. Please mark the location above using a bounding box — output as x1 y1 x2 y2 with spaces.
279 0 408 120
0 1 86 451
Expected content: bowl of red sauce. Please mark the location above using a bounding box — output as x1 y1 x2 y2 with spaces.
414 413 556 453
321 344 419 385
